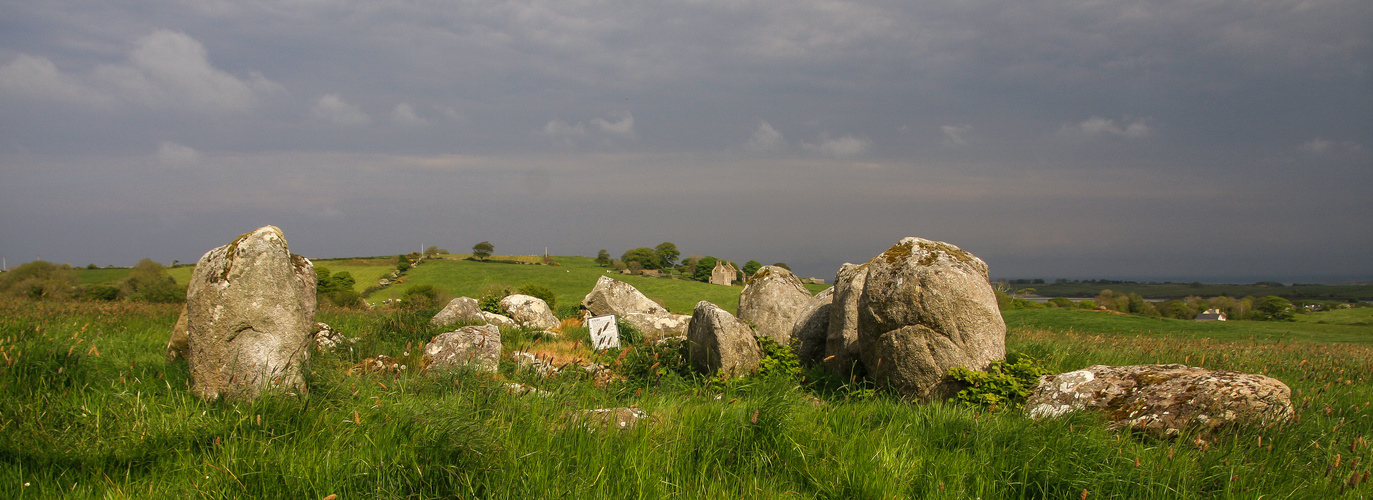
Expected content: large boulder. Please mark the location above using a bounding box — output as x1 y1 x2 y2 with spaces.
856 237 1005 400
737 265 813 344
790 287 834 367
431 297 485 327
687 301 761 377
582 276 669 317
499 294 560 330
185 226 316 401
581 276 690 339
424 324 502 373
1026 364 1294 435
481 311 517 328
824 263 867 376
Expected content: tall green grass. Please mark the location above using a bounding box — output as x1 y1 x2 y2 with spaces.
2 300 1371 498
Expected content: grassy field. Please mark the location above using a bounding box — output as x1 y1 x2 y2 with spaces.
359 256 828 314
2 295 1371 498
1004 307 1373 344
1007 281 1373 302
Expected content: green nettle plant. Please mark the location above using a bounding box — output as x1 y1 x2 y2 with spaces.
757 337 801 378
947 353 1047 411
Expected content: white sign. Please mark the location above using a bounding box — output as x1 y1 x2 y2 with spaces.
588 314 620 350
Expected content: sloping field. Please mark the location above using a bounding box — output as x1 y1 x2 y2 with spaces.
1003 307 1373 344
363 256 757 314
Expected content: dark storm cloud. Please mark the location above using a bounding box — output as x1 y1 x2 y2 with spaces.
1 0 1369 281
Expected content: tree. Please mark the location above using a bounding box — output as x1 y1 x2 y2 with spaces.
596 249 611 267
472 241 494 261
742 260 762 276
123 258 184 303
0 260 78 300
654 242 680 268
396 255 411 272
1254 296 1295 321
692 256 718 283
425 245 442 256
621 247 661 270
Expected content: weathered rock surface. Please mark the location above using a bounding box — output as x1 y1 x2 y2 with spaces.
431 297 485 327
791 287 834 367
856 237 1006 400
499 294 560 330
737 265 814 344
424 324 501 373
1026 364 1294 435
824 263 867 376
481 311 517 328
687 301 760 377
349 354 405 375
581 276 690 339
313 322 356 351
185 226 316 401
582 276 670 317
165 304 189 361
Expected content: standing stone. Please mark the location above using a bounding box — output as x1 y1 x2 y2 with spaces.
581 276 690 340
481 311 517 328
824 263 868 376
431 297 485 327
687 301 761 377
737 265 813 344
1025 364 1294 435
856 237 1005 400
790 287 834 367
185 226 316 401
165 303 189 361
499 294 560 330
424 324 502 373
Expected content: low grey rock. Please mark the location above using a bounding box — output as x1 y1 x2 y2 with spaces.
687 301 760 377
824 263 867 376
1026 364 1294 435
424 324 501 373
481 311 517 328
737 266 813 344
499 294 560 330
431 297 485 327
165 304 189 362
582 276 670 317
791 287 834 367
313 322 357 351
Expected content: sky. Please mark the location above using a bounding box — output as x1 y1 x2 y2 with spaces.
1 0 1370 284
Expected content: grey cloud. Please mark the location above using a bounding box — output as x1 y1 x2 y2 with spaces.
310 94 371 126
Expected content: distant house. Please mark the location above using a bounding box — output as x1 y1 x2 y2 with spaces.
1195 308 1227 321
710 261 738 286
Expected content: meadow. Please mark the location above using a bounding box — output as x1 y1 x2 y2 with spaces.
6 264 1373 498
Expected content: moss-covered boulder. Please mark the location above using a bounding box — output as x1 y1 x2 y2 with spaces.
737 265 813 344
687 301 760 378
856 237 1005 400
185 226 316 401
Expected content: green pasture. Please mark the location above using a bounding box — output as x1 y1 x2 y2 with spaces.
2 300 1371 498
1003 307 1373 344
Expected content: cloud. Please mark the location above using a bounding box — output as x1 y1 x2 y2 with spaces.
803 134 870 158
311 94 371 126
542 112 634 144
390 103 428 126
0 30 280 113
591 112 635 136
0 55 108 105
941 125 973 147
1060 116 1151 138
1301 138 1366 156
156 141 200 167
746 120 785 152
1301 137 1335 154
